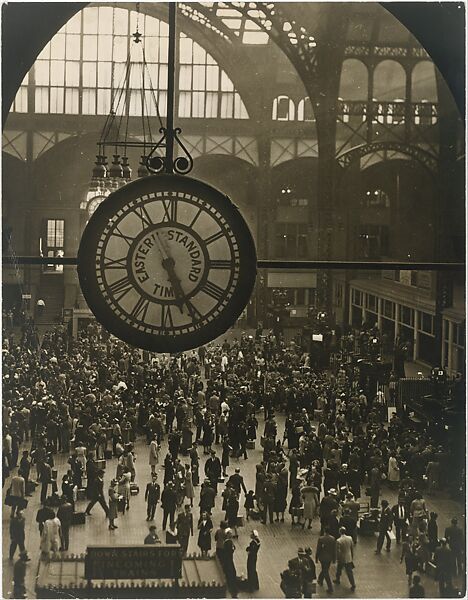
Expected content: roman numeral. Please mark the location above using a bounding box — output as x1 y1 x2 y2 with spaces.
108 276 133 301
161 199 177 222
135 205 153 228
209 259 233 270
130 296 150 321
189 208 202 228
113 227 134 246
204 230 224 245
201 280 225 302
161 305 174 329
103 257 127 270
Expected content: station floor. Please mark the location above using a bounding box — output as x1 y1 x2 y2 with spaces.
2 411 465 599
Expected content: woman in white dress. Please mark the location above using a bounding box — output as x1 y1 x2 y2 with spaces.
118 471 131 511
40 512 61 558
184 464 195 507
149 436 160 475
387 454 400 488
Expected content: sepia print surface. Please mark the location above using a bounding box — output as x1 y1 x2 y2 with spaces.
2 3 465 599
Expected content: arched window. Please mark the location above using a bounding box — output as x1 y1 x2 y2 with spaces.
12 6 248 120
272 95 295 121
339 59 368 101
297 97 314 122
411 61 438 102
373 60 406 101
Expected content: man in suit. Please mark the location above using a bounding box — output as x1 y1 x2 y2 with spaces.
57 496 73 551
145 474 161 521
176 504 194 556
227 468 247 496
39 461 53 505
376 499 393 553
262 473 276 524
9 510 28 560
434 538 455 596
335 527 356 591
204 450 222 494
315 527 336 593
85 470 109 517
161 481 177 530
339 509 357 544
18 451 31 494
444 517 464 575
391 499 408 543
319 490 339 535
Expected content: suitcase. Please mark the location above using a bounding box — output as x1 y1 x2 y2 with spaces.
130 483 139 495
77 488 86 501
358 518 377 536
247 440 255 449
236 516 244 527
118 497 126 513
104 450 113 460
72 512 86 525
426 562 437 578
26 481 36 495
96 459 106 471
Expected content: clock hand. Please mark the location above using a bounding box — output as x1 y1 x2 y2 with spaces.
161 256 186 314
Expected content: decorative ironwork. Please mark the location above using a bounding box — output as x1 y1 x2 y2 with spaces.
336 141 439 172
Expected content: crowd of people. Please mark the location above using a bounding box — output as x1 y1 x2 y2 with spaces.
2 319 465 598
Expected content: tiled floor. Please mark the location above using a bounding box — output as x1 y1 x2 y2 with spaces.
3 414 465 599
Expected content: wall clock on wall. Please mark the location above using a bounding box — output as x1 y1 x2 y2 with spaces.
77 174 257 352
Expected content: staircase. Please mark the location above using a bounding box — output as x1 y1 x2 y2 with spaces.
36 274 64 325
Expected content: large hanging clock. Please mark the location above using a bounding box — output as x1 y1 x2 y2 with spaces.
77 174 257 352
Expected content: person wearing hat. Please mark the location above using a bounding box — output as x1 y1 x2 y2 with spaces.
9 509 27 561
246 530 261 591
144 525 161 545
222 528 238 597
319 490 339 535
302 548 317 598
204 450 221 494
161 481 178 531
376 499 393 554
176 504 194 556
280 559 302 598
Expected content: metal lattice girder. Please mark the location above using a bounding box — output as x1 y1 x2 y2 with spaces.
336 141 439 173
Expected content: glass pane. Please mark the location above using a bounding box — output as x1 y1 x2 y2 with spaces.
82 89 96 115
97 88 112 115
50 61 65 86
82 62 97 87
66 34 81 60
82 35 98 61
113 63 127 89
113 36 128 62
37 43 51 61
65 88 79 114
179 65 192 91
159 64 168 90
98 62 112 88
145 40 159 63
178 91 191 118
99 6 114 34
192 65 205 91
159 40 168 63
66 12 81 34
193 42 206 64
98 35 113 61
206 65 219 91
50 87 64 113
221 71 234 92
145 63 158 89
35 60 50 86
179 37 193 64
206 92 218 118
130 62 143 88
114 8 128 35
220 93 233 118
192 91 205 118
35 87 49 113
13 87 28 113
50 34 66 59
129 90 143 116
65 62 80 87
83 8 99 34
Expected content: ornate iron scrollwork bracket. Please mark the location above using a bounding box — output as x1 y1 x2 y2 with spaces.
146 127 193 175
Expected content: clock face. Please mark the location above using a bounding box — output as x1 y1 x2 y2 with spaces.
78 174 257 352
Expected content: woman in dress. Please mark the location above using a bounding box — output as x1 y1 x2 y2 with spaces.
274 476 287 522
246 530 261 591
289 478 303 525
202 416 214 454
221 436 231 478
301 483 319 529
387 453 400 489
108 479 118 530
197 511 213 558
149 436 160 475
40 511 61 558
222 529 238 598
184 464 195 507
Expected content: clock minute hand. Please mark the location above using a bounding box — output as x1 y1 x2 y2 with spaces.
161 256 185 314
